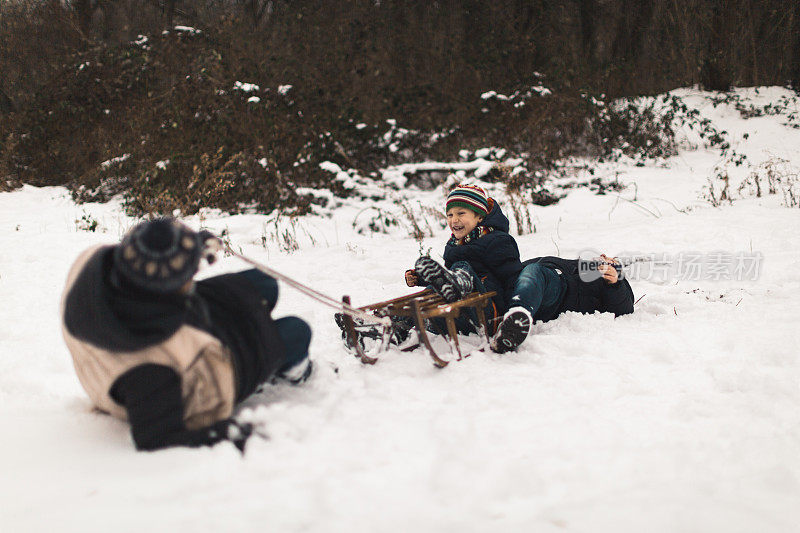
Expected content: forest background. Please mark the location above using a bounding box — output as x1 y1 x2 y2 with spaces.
1 0 799 214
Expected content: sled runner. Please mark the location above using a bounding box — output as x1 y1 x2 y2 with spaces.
340 289 497 368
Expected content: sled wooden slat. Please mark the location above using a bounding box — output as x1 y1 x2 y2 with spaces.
344 289 496 367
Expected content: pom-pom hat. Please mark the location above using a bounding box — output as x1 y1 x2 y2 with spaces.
446 184 489 217
113 218 202 293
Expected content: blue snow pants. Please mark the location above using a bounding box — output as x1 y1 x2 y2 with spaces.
508 263 566 322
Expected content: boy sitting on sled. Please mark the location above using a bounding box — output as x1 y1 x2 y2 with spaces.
404 184 635 353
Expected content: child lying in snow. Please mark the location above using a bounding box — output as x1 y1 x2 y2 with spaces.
403 184 636 352
62 218 313 452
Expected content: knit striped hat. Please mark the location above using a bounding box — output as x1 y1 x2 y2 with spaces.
446 184 489 217
113 218 202 293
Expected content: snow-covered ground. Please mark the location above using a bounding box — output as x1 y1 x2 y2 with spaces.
2 87 799 532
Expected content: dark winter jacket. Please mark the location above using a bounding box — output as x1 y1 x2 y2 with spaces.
523 256 635 320
443 201 523 315
63 246 286 451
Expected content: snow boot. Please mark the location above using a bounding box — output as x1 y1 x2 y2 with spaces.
277 359 314 384
414 257 473 303
334 313 412 349
490 307 532 353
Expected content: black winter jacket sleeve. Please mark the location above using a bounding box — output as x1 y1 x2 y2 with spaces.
110 364 251 452
598 279 635 317
524 257 635 318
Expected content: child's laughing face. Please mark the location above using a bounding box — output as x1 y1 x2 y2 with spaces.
447 207 483 239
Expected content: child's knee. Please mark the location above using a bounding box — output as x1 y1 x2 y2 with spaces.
451 260 471 271
241 269 279 303
520 263 547 283
275 316 312 353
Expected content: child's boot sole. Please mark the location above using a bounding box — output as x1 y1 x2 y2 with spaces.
491 308 531 353
414 257 459 302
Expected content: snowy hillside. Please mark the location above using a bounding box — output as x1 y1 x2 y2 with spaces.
1 87 799 532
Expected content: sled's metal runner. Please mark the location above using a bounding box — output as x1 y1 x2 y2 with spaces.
341 289 497 367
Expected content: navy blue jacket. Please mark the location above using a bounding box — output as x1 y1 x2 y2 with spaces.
443 202 523 315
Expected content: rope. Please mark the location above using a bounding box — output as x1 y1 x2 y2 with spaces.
212 239 390 326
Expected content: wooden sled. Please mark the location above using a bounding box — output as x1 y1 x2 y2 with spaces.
341 289 497 368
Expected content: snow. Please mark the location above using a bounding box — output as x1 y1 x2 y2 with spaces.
319 161 357 190
380 159 496 188
99 153 130 169
172 26 202 36
531 85 552 96
233 81 260 93
2 87 800 532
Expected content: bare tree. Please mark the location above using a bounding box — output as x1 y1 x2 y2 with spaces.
244 0 272 28
70 0 102 36
0 86 14 113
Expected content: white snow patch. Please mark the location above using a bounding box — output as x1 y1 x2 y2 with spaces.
100 154 131 169
381 160 496 188
481 90 512 101
531 85 552 96
319 161 356 189
173 25 202 35
234 81 260 93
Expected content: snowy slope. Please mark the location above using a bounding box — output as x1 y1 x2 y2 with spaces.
1 87 799 533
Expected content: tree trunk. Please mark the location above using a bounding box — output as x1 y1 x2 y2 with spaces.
165 0 176 29
579 0 598 65
72 0 95 36
0 86 14 113
792 1 800 89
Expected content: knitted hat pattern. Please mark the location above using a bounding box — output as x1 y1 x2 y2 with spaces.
446 184 489 217
113 218 202 293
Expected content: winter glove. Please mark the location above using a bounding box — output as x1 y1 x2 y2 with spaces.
198 229 223 265
208 419 254 453
405 269 421 287
228 420 253 454
228 420 254 453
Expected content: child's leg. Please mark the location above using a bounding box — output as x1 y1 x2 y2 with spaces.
451 261 492 334
274 317 312 369
509 263 564 321
239 268 278 311
427 261 490 336
240 269 313 382
275 316 313 383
